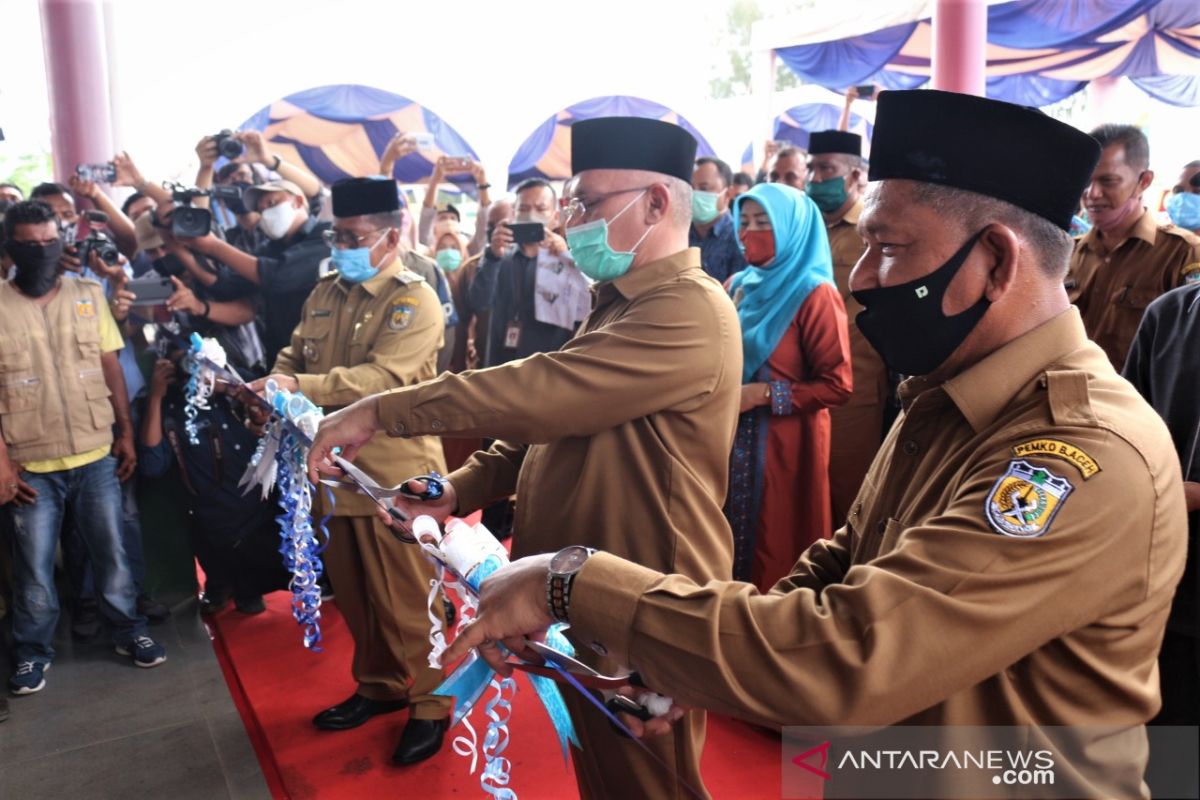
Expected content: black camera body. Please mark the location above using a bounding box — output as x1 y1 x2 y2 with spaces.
169 185 214 239
213 129 244 160
75 229 121 268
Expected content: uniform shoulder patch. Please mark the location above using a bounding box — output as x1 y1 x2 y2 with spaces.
75 297 97 318
387 295 421 331
1011 439 1100 479
985 460 1074 538
1181 262 1200 285
394 269 426 285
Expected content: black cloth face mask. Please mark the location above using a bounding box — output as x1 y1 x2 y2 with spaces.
7 239 64 298
851 228 989 377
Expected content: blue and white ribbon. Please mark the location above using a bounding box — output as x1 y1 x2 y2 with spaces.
182 333 227 445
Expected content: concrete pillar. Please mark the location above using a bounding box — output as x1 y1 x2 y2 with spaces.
39 0 115 185
931 0 987 96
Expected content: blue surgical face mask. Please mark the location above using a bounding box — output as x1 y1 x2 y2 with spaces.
436 248 463 272
565 191 655 282
330 229 391 284
1166 192 1200 231
691 190 721 224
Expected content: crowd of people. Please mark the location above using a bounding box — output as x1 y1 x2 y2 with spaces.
0 89 1197 797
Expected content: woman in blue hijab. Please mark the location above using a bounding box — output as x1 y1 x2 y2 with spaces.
725 182 852 590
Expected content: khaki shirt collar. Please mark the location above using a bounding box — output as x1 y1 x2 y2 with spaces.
1077 207 1156 253
603 247 701 302
900 308 1089 433
830 198 863 230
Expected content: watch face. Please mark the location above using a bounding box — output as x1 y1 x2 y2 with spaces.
552 545 591 574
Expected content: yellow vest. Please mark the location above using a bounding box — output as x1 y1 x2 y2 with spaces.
0 278 116 463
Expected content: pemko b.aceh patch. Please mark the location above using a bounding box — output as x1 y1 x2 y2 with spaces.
985 459 1075 538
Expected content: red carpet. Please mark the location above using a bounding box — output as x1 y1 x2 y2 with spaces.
206 591 784 799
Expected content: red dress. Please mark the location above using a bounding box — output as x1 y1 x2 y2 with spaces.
751 282 852 590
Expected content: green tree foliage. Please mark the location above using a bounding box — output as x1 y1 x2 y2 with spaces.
0 150 53 196
709 0 811 99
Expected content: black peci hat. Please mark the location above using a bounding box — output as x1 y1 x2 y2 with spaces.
809 130 862 157
332 177 400 218
868 90 1100 232
571 117 698 182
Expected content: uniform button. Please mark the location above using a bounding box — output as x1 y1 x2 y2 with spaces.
591 641 608 657
393 422 407 435
901 439 920 456
221 423 229 430
233 444 241 451
431 420 444 431
877 520 887 534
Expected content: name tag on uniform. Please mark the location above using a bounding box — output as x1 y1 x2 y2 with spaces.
504 321 522 349
310 309 333 318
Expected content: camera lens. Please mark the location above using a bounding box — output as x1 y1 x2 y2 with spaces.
217 136 245 160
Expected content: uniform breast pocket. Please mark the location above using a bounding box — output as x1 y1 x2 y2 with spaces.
1113 285 1159 313
0 375 45 446
76 323 102 361
300 315 333 364
0 333 32 371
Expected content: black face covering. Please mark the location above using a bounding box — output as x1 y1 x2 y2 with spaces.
152 253 187 278
851 229 989 377
6 239 64 298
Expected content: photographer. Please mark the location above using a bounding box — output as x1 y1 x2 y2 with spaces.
31 178 138 261
469 178 586 367
178 179 329 366
415 153 493 257
138 349 286 615
211 162 264 254
195 130 322 216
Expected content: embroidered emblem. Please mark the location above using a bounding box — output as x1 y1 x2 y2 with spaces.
1011 439 1101 479
985 460 1074 538
388 298 419 331
76 298 96 318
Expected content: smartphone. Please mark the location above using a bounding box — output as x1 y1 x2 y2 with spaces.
75 162 117 183
508 222 545 245
128 275 175 307
855 84 877 99
412 132 436 150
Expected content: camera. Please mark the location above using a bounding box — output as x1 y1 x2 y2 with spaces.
213 129 244 160
76 229 121 269
166 184 214 239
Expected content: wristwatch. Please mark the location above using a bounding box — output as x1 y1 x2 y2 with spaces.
547 545 596 623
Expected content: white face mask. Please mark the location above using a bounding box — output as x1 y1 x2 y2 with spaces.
259 200 299 240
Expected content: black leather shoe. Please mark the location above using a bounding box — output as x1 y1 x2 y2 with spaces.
312 693 409 731
198 592 231 616
391 718 447 766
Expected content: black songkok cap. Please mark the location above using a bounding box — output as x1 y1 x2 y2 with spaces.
332 177 400 218
809 130 862 157
571 117 698 182
868 90 1100 232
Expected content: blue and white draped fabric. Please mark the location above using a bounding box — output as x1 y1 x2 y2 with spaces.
770 0 1200 107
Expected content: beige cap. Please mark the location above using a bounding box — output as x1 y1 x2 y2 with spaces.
242 179 306 213
134 212 164 252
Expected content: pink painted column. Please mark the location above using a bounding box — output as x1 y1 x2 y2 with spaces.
931 0 987 96
39 0 114 184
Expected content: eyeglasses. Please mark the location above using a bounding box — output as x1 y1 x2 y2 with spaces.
560 186 653 226
322 228 391 248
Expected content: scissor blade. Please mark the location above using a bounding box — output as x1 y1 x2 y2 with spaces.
507 661 631 690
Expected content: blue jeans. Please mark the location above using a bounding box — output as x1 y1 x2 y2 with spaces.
7 455 147 664
65 474 146 600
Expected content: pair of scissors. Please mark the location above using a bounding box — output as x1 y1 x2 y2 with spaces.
511 640 655 722
320 456 416 541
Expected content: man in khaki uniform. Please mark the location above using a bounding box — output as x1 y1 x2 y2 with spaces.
441 92 1189 799
251 178 451 766
1068 123 1200 370
806 130 889 528
307 118 742 799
